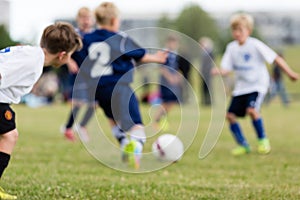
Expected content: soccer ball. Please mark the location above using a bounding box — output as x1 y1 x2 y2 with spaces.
152 134 184 162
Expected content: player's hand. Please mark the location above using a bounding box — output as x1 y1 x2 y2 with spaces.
67 58 79 74
288 71 299 81
155 50 168 64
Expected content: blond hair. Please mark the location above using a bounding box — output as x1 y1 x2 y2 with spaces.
95 2 119 25
40 22 82 54
230 13 254 32
76 7 92 20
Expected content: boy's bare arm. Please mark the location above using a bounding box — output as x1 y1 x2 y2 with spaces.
140 50 168 64
211 67 231 76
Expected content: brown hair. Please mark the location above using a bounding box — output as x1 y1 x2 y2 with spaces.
40 22 82 54
230 13 254 33
95 2 119 25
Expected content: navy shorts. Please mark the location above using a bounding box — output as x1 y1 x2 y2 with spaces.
95 84 142 131
228 92 265 117
0 103 16 134
160 85 179 103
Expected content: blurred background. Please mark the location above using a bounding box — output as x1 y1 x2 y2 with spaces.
1 0 299 105
2 0 300 48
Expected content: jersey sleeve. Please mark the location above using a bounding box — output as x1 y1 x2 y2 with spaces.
0 47 24 89
254 39 277 64
0 46 44 89
121 36 146 61
220 44 233 71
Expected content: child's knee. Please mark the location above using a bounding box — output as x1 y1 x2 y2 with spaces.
2 129 18 144
226 112 236 123
246 108 259 119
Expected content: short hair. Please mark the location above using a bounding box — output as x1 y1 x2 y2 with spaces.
95 2 119 25
40 22 82 54
76 7 92 20
230 13 254 32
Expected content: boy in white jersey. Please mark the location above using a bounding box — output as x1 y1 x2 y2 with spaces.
0 22 82 199
215 13 298 156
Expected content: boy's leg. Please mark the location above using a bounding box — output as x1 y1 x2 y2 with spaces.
65 105 80 129
114 85 145 168
0 105 18 177
229 121 251 156
227 95 250 155
251 116 271 154
247 92 271 154
124 125 145 169
63 102 81 141
76 103 95 142
251 117 266 139
110 120 129 148
227 112 250 154
79 104 94 127
154 102 173 132
0 130 18 177
0 129 18 200
229 121 249 147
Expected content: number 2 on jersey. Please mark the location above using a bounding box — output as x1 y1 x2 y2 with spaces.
88 42 113 78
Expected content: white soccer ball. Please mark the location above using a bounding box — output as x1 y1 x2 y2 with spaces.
152 134 184 162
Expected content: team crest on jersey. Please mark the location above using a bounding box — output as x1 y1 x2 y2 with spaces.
244 53 251 62
4 110 13 120
0 47 11 53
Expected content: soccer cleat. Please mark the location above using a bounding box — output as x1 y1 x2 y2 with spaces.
231 145 251 156
64 128 76 142
258 138 271 154
76 126 90 142
0 186 17 200
122 140 143 169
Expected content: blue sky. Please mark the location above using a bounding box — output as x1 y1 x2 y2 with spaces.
6 0 300 43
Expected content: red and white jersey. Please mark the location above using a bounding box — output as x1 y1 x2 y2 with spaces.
221 37 277 96
0 46 44 104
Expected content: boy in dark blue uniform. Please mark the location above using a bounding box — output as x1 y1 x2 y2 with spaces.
61 7 95 142
78 2 167 169
154 35 182 131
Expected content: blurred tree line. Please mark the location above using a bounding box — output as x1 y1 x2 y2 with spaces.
0 24 18 49
158 4 261 57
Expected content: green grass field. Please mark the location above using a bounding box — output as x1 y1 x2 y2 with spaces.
3 98 300 199
2 45 300 199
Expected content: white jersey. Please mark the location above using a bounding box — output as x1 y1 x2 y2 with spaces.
0 46 44 104
221 37 277 96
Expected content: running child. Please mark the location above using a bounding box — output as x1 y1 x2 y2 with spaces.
79 2 167 169
215 13 298 156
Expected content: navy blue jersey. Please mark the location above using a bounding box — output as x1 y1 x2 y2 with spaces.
160 52 179 85
79 29 146 87
160 52 181 103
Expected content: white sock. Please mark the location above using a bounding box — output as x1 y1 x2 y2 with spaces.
130 128 146 145
111 126 129 147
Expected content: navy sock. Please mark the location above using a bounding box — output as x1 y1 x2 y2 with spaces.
66 106 80 129
230 123 248 147
0 152 10 178
252 118 266 139
80 106 94 127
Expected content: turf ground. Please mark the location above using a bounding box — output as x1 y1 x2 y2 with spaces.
3 45 300 199
3 98 300 199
